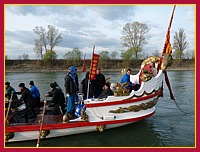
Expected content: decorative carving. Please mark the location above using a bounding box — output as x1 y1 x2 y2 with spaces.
113 82 130 96
141 56 160 69
41 130 50 138
62 114 69 123
81 106 89 122
96 125 106 132
161 54 173 72
5 132 14 141
109 97 158 114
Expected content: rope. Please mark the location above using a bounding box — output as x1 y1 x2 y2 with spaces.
173 99 189 114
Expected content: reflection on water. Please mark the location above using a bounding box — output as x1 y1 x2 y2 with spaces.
5 70 195 147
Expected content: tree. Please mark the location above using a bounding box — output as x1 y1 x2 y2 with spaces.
33 39 43 60
64 48 82 66
47 25 62 51
43 50 57 67
22 53 29 60
33 26 47 54
110 51 119 59
173 28 189 62
99 50 110 68
121 21 149 60
33 25 62 58
120 49 132 68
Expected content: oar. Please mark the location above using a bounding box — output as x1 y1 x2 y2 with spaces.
5 93 13 124
36 100 47 147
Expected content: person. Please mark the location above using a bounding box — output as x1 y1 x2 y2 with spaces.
46 83 65 115
5 82 18 108
98 83 114 99
95 68 106 97
29 81 40 112
74 68 79 92
53 81 63 93
81 72 90 99
120 68 140 92
64 66 78 118
18 83 36 123
120 69 133 91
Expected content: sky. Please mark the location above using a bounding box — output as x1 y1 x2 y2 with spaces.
5 4 195 59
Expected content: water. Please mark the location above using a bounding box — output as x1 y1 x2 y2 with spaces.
5 70 195 147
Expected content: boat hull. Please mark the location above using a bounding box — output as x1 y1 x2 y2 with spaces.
5 70 164 143
6 109 155 142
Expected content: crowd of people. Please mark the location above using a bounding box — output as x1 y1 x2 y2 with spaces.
5 63 157 123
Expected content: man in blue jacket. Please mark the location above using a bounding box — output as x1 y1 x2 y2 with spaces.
29 81 40 113
120 69 140 92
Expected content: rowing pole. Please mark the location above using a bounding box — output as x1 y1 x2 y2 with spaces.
36 100 47 147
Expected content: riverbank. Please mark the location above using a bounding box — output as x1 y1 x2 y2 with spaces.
5 59 195 73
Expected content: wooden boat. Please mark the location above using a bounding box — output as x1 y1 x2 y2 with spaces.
5 6 176 144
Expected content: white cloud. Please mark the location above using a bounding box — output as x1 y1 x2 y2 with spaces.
5 5 195 59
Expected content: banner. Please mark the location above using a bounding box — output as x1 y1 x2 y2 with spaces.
89 53 100 80
82 53 86 72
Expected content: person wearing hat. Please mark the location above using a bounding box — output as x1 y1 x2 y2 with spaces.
5 82 18 101
64 66 78 118
46 83 65 115
95 68 106 97
98 82 114 99
18 83 36 123
5 82 18 108
29 81 40 112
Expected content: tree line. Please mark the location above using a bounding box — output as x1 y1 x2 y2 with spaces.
6 21 194 68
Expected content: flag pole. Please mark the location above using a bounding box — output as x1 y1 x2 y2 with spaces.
87 45 95 99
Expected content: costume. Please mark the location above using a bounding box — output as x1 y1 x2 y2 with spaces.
64 66 78 115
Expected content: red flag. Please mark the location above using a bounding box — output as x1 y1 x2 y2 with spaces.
89 46 100 80
162 5 176 56
82 53 86 72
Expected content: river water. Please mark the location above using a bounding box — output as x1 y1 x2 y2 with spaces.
5 70 195 147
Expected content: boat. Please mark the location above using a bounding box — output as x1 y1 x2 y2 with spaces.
5 6 176 144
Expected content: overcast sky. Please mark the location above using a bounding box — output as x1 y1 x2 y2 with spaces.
5 4 195 59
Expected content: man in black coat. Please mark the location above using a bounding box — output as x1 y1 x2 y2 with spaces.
18 83 36 123
46 83 66 115
95 68 106 97
98 83 114 99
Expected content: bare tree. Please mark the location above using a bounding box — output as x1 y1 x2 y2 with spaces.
121 21 149 60
173 28 189 61
33 25 62 58
33 39 43 60
47 25 62 51
33 26 48 54
110 51 119 59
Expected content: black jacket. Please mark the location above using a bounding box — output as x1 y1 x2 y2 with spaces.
48 88 65 107
96 73 106 92
64 73 77 95
98 88 114 99
18 87 34 106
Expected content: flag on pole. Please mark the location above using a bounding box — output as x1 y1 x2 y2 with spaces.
89 45 100 80
162 5 176 56
82 53 86 72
